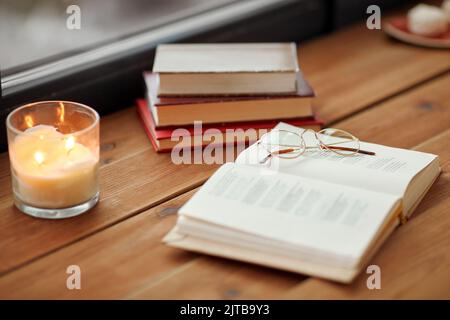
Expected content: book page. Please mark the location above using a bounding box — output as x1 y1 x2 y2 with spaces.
153 43 299 73
236 122 437 200
179 163 400 268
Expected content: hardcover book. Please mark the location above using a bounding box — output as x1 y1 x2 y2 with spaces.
153 43 300 96
144 72 315 127
164 122 440 283
136 99 323 152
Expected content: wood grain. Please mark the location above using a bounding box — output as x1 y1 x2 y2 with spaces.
97 108 151 166
1 77 449 298
282 130 450 299
126 78 450 299
300 24 450 124
0 109 218 275
1 19 450 298
333 73 450 149
0 189 198 299
0 108 149 180
0 186 304 299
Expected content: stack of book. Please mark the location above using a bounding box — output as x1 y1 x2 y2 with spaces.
137 43 322 152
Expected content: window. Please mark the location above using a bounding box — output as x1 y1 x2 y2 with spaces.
0 0 327 150
1 0 238 75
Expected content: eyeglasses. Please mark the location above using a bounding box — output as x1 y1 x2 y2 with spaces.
257 128 376 164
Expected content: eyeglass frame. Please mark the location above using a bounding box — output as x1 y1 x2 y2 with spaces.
256 128 376 164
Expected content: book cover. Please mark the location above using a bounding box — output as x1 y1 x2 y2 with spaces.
136 99 323 152
153 43 299 73
144 72 315 104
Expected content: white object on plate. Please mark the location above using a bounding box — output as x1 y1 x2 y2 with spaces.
443 0 450 22
407 4 448 36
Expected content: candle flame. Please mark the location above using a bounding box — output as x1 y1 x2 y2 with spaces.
58 102 65 123
24 115 34 128
34 151 45 165
65 135 75 152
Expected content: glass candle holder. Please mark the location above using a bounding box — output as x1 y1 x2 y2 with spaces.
6 101 100 219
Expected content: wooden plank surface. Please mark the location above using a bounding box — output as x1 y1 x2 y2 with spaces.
0 189 197 299
282 130 450 299
0 186 300 299
135 135 450 300
129 77 450 299
332 73 450 149
0 109 219 275
300 24 450 123
1 20 450 298
1 21 450 278
126 75 450 299
1 72 449 299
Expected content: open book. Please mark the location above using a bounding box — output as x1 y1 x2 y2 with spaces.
164 123 440 283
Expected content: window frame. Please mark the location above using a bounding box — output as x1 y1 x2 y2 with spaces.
0 0 328 151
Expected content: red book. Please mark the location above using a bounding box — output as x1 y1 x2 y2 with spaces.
136 99 323 153
144 72 315 127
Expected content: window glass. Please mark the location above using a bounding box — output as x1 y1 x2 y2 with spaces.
0 0 237 74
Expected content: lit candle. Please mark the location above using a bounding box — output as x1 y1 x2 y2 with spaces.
10 125 98 208
7 101 100 218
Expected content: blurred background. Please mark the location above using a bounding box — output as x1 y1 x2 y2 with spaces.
0 0 412 149
1 0 238 73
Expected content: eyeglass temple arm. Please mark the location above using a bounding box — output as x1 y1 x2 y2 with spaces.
264 144 375 156
259 147 301 164
324 145 376 155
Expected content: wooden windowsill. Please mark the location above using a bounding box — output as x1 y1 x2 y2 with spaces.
0 21 449 299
